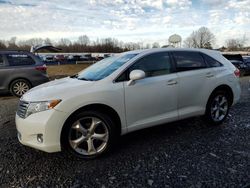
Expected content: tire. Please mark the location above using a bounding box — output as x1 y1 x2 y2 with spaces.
61 110 117 159
10 79 31 97
204 90 230 125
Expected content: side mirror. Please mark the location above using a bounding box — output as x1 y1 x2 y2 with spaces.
127 70 146 86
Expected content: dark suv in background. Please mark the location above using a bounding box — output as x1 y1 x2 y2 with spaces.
223 54 250 76
0 50 49 97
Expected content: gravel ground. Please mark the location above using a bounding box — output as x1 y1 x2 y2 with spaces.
0 77 249 188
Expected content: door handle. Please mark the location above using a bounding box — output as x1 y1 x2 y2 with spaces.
206 72 214 78
167 80 177 85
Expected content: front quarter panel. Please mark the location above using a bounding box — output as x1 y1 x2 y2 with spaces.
54 81 127 134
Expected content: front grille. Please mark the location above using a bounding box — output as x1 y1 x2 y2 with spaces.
17 101 29 118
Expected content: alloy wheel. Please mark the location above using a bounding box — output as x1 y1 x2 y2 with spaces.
210 95 228 122
69 117 109 156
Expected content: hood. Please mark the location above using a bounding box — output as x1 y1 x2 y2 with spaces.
22 77 94 101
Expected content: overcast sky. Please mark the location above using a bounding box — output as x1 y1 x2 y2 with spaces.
0 0 249 47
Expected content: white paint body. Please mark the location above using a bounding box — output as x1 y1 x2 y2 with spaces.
16 48 241 153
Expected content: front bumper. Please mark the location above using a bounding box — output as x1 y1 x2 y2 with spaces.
16 109 67 153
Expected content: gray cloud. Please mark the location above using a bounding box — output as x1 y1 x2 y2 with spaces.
0 0 249 46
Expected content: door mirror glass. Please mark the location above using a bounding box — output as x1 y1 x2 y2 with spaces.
129 70 146 81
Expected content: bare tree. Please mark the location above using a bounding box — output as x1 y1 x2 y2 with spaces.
0 40 6 49
184 27 215 49
183 36 194 48
8 37 18 49
44 38 52 44
25 38 44 46
77 35 90 46
226 35 248 51
58 38 72 46
152 42 160 48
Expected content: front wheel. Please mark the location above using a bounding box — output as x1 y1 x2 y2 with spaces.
61 111 117 159
204 91 230 125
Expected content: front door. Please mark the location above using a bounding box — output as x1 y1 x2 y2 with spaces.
123 52 178 132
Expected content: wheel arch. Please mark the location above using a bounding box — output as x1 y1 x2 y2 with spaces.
60 103 122 143
8 77 32 89
207 84 234 107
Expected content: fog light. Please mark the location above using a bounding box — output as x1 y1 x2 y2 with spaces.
37 134 43 143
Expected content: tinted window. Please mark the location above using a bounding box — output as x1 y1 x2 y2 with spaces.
116 52 172 82
0 55 3 66
202 54 222 67
129 52 172 77
173 51 206 71
7 53 35 66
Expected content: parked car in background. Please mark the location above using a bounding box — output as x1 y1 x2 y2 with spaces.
223 54 250 76
104 54 111 58
243 56 250 75
96 56 104 61
67 55 81 62
54 54 65 62
228 60 250 76
44 55 54 63
80 54 95 61
243 56 250 63
16 48 241 159
0 50 49 97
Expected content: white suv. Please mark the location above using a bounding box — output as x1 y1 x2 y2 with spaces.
16 48 241 159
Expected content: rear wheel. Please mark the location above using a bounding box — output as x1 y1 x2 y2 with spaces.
204 91 230 125
61 111 117 159
10 79 31 97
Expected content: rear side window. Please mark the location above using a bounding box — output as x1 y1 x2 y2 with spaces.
6 53 35 66
129 52 172 77
173 51 207 71
202 54 222 67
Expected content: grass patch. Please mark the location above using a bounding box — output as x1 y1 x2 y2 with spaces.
47 64 92 77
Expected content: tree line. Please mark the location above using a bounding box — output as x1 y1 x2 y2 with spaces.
0 36 160 53
0 27 248 53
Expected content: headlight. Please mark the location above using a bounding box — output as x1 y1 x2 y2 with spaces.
25 99 61 118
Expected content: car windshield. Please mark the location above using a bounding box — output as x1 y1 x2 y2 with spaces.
76 53 138 81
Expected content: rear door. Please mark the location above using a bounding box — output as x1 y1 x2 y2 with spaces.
171 51 216 119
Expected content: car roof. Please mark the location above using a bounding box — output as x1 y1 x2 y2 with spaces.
0 50 31 54
124 47 220 55
122 47 233 68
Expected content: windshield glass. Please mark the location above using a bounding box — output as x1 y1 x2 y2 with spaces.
77 53 138 81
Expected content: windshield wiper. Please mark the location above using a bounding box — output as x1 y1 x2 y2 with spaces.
70 74 79 78
70 74 93 81
78 77 93 81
